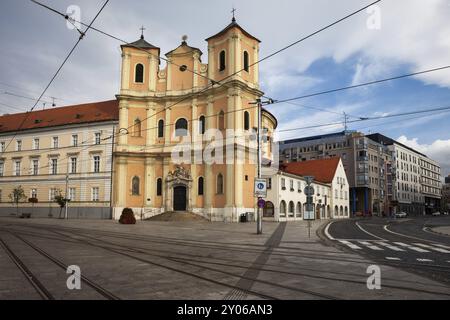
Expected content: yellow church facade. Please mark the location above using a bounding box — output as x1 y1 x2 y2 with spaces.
112 18 277 221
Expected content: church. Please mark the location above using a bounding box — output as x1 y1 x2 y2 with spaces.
112 17 278 222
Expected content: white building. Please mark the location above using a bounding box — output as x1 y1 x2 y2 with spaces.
0 100 118 218
263 157 349 221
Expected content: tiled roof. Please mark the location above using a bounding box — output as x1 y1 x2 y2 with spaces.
205 18 260 43
0 100 119 134
281 157 341 183
121 36 159 50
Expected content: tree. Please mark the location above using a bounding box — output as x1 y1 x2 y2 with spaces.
9 186 27 215
54 190 67 219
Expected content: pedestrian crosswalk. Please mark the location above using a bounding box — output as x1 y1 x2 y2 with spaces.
337 240 450 254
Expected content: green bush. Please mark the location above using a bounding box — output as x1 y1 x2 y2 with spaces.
119 208 136 224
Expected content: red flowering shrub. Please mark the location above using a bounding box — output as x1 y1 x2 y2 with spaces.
119 208 136 224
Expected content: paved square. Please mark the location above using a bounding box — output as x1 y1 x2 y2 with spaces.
0 217 449 300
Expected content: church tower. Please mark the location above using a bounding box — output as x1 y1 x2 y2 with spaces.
205 15 260 88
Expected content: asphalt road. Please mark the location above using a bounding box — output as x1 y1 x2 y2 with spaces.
323 216 450 285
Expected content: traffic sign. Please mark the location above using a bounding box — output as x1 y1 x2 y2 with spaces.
304 186 315 196
304 176 314 185
304 210 315 220
257 198 265 208
254 178 267 197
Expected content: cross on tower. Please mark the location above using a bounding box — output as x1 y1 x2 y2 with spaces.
231 7 236 22
140 25 146 39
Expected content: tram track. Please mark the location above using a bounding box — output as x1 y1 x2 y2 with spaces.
0 228 120 300
0 236 54 300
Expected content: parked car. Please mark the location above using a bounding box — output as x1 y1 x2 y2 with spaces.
444 212 449 215
432 211 441 216
395 212 407 218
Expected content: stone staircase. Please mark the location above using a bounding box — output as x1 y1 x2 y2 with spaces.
145 211 208 221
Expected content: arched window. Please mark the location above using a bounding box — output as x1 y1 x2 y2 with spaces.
335 206 339 217
157 119 164 138
218 110 225 130
135 63 144 83
156 178 162 196
219 50 226 71
133 118 141 137
244 111 250 130
340 206 344 216
280 200 286 217
345 207 348 216
132 176 140 195
198 177 204 195
175 118 188 137
288 201 294 217
243 51 249 72
217 173 224 194
296 202 302 217
199 115 206 134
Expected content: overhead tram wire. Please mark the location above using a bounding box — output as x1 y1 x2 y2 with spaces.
270 65 450 105
283 101 365 120
276 104 450 133
351 108 450 133
1 89 62 104
31 0 383 145
0 0 110 156
0 102 28 112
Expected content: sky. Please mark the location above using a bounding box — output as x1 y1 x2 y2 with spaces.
0 0 450 175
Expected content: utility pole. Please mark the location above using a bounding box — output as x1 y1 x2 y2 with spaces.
64 173 69 219
250 98 274 235
109 126 115 220
257 99 262 234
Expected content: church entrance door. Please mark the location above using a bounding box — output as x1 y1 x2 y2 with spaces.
173 186 187 211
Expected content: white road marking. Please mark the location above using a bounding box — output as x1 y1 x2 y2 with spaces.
324 221 335 240
393 242 430 253
416 258 433 262
383 225 441 243
433 243 450 250
355 222 385 240
358 241 383 250
412 243 450 253
339 240 362 250
375 241 405 252
385 257 401 261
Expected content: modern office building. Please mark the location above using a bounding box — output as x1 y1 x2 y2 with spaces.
279 131 392 216
442 175 450 212
367 133 441 215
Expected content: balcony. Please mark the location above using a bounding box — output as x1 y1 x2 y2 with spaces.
357 156 368 162
356 143 368 149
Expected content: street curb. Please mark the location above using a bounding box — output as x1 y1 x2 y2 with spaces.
423 226 450 238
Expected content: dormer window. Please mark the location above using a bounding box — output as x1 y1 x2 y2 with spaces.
219 50 226 71
135 63 144 83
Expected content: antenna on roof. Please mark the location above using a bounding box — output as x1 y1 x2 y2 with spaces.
343 112 349 132
42 102 46 110
51 97 56 107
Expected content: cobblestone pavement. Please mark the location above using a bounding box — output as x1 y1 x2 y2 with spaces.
0 217 449 300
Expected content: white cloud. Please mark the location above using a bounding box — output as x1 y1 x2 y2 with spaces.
397 135 450 177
